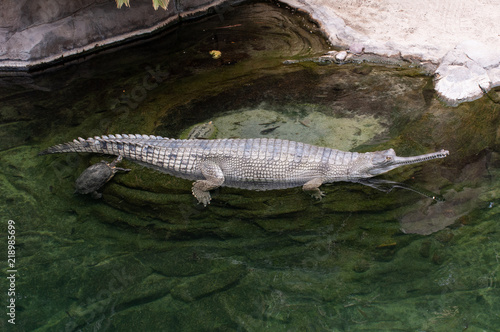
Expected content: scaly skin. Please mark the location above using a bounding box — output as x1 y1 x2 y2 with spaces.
39 134 449 206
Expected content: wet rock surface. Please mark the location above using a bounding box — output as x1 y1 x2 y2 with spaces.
0 0 174 68
281 0 500 105
2 0 500 106
0 0 250 70
1 2 500 331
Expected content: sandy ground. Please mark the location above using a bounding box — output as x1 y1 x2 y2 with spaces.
283 0 500 104
285 0 500 62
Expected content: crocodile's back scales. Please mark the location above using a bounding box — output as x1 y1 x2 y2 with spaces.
40 134 449 206
40 134 357 191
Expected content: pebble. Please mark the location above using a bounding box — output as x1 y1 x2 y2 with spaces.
335 50 348 61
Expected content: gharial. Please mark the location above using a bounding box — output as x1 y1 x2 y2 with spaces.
39 135 449 206
74 155 131 199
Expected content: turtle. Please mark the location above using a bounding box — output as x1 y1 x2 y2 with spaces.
75 155 131 199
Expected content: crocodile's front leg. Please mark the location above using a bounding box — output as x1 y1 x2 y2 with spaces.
302 177 326 200
192 160 225 206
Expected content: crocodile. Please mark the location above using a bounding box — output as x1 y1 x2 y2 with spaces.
39 134 449 206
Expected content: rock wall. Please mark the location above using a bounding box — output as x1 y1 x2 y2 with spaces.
0 0 230 70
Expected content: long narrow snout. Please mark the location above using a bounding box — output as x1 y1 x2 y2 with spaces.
392 149 449 166
367 149 449 176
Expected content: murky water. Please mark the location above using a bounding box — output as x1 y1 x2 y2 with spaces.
1 1 500 331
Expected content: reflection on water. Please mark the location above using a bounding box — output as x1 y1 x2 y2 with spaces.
1 1 499 331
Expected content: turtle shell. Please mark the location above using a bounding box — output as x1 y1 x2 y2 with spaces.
75 161 114 194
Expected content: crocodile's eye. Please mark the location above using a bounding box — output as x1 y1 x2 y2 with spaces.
386 156 393 161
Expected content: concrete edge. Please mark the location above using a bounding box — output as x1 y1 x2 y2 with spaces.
0 0 235 72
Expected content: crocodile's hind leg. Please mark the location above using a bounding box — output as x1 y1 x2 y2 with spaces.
302 177 326 200
192 160 225 206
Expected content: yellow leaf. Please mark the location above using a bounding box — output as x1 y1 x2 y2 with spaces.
209 50 222 59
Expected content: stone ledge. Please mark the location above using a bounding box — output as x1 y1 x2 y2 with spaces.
0 0 235 71
279 0 500 106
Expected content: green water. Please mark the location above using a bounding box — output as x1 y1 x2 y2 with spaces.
1 1 499 331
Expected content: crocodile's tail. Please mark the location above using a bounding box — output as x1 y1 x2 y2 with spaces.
38 134 172 156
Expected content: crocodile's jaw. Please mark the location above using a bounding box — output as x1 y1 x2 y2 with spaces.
364 148 449 177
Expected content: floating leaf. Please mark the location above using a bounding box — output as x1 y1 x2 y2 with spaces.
209 50 222 59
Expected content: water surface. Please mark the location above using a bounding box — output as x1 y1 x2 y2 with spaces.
1 1 499 331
